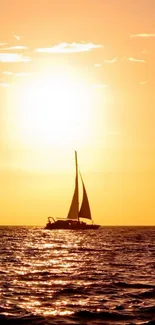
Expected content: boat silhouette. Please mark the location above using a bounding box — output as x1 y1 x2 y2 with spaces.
45 151 100 230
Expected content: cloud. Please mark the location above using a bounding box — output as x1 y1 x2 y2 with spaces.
0 43 7 46
104 57 117 63
14 72 31 77
0 82 9 87
130 33 155 38
140 81 148 85
141 49 149 54
0 53 31 62
2 71 31 77
93 84 108 89
2 71 13 76
128 57 146 63
14 35 20 40
0 46 28 50
94 63 101 67
36 42 103 53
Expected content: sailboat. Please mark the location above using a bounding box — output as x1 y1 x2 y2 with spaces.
45 151 100 230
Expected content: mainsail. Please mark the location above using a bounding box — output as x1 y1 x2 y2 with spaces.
67 152 79 220
67 152 92 221
79 174 92 220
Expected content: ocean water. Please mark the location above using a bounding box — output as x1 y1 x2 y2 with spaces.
0 226 155 325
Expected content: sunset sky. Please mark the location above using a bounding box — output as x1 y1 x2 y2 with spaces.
0 0 155 225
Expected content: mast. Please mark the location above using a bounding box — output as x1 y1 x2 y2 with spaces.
75 151 79 221
67 151 79 220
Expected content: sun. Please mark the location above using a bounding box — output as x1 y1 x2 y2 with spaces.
12 69 94 150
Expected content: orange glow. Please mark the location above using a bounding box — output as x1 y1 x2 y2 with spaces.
0 0 155 225
11 69 95 150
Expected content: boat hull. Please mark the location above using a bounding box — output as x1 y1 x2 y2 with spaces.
45 220 100 230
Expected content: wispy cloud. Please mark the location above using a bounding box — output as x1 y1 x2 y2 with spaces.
14 72 31 77
128 57 146 63
36 42 103 53
0 46 28 51
0 53 31 62
0 43 7 46
130 33 155 38
14 35 20 40
140 81 148 85
2 71 12 76
94 63 101 67
0 82 9 87
104 57 117 63
141 49 149 54
93 84 108 89
2 71 31 77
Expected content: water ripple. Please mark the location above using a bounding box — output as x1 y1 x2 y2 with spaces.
0 226 155 324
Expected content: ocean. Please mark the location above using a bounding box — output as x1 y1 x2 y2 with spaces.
0 226 154 325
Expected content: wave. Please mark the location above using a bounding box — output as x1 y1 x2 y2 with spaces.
73 310 133 320
1 226 155 325
139 306 155 314
134 290 155 299
0 314 45 325
0 310 135 325
1 306 155 325
142 321 155 325
114 281 155 289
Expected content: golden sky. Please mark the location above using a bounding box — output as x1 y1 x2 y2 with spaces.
0 0 155 225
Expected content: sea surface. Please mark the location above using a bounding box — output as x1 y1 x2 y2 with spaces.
0 226 155 325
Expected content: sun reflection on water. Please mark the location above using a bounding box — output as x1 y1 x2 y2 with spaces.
0 227 155 323
43 310 73 316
